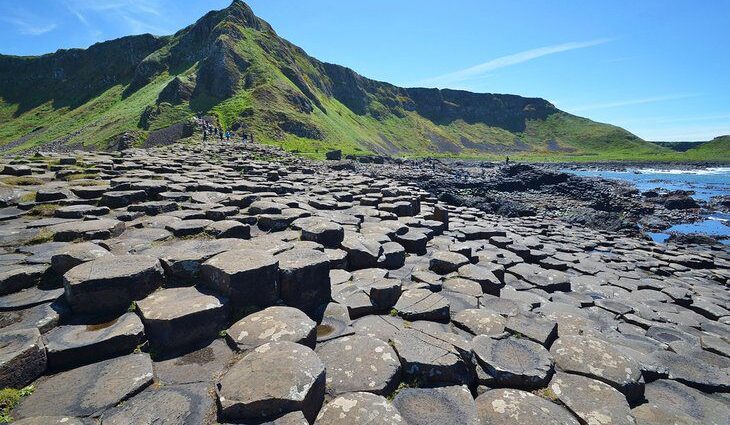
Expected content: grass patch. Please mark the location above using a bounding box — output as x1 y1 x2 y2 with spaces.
63 173 100 182
0 176 43 186
26 228 55 245
533 387 559 402
0 385 35 422
18 192 36 203
26 203 59 217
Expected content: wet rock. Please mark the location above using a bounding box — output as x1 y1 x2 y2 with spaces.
315 392 403 424
217 341 325 423
0 328 46 388
316 335 401 396
44 312 144 371
472 335 554 389
12 353 154 418
226 306 316 351
475 388 580 425
137 286 227 352
63 255 163 315
392 386 479 425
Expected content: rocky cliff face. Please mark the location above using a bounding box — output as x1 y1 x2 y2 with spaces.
0 0 657 158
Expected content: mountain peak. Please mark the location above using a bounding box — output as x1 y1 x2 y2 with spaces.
218 0 268 31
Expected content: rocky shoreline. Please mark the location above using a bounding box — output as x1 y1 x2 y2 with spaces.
0 140 728 424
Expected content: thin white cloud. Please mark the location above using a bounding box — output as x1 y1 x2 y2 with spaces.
567 94 701 113
2 17 57 36
415 38 612 87
64 0 170 35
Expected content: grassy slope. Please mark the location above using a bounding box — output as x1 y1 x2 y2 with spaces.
0 16 726 163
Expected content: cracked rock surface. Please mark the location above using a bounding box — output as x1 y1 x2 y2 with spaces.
0 140 728 423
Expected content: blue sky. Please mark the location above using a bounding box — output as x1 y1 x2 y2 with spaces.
1 0 728 141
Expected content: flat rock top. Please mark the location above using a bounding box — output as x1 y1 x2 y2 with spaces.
227 306 316 350
475 389 580 425
13 353 154 419
203 248 278 273
63 255 161 284
137 287 224 320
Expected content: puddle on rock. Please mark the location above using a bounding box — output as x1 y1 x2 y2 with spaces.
86 318 118 331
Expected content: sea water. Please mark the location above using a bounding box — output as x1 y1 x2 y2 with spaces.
563 167 730 244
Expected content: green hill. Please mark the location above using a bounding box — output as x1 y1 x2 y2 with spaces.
683 136 730 161
0 1 697 160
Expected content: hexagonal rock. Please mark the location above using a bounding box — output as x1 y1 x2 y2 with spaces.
0 264 47 296
277 249 331 317
99 190 147 208
390 328 474 386
217 341 325 423
393 288 450 322
332 277 402 319
395 229 428 255
226 306 316 351
452 309 506 336
44 312 144 371
205 219 250 239
50 241 110 275
549 372 636 425
378 241 406 269
475 389 580 425
430 251 470 275
63 255 163 315
315 392 403 424
200 249 279 310
0 287 63 311
472 335 554 389
54 204 109 218
12 353 154 419
137 287 227 352
341 232 382 270
153 338 233 385
100 382 217 425
49 218 125 242
165 219 213 237
550 335 644 402
316 335 401 396
631 379 729 425
393 386 479 425
457 264 503 296
506 263 570 293
504 313 558 347
0 328 46 389
649 350 730 392
294 217 344 248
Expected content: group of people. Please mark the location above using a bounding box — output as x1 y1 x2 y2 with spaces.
200 121 251 144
